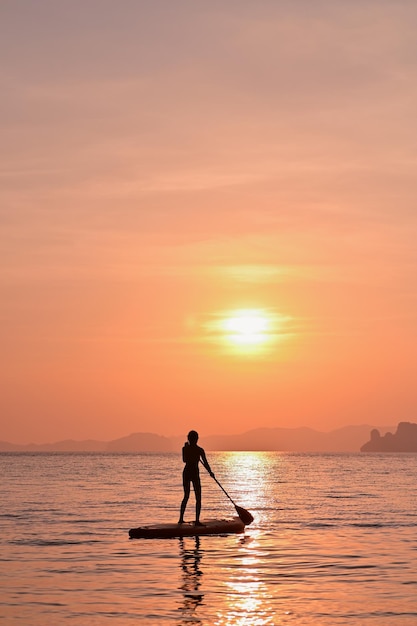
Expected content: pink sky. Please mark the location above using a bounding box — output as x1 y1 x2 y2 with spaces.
1 1 417 443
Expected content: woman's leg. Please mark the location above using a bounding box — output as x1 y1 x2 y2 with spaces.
193 476 202 524
179 473 191 523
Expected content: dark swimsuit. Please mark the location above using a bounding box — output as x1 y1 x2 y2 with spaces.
182 444 202 491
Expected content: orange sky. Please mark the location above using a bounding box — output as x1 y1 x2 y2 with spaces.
1 1 417 443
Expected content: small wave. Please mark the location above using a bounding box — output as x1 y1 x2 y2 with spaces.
326 493 378 499
71 518 109 524
355 612 417 619
326 494 355 499
351 522 385 528
10 538 102 547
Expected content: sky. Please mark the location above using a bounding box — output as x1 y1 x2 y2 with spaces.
1 0 417 444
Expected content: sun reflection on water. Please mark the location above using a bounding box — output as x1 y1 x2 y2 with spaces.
220 451 280 513
214 536 276 625
211 453 283 624
222 450 274 478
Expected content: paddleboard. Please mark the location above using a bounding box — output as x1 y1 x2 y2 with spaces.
129 517 245 539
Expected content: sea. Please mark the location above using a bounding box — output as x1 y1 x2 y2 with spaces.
1 451 417 625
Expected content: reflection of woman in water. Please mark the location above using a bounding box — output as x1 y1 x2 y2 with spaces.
178 430 214 526
179 536 204 618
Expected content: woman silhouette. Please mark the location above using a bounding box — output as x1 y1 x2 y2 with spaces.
178 430 214 526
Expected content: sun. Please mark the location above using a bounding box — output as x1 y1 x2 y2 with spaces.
202 307 290 355
221 310 271 346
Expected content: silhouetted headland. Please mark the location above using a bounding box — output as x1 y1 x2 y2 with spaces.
361 422 417 452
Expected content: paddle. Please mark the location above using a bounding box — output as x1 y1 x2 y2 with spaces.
203 464 254 525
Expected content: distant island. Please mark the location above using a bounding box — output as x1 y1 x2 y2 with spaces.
0 423 397 453
360 422 417 452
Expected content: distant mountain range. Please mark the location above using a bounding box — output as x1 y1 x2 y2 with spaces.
0 424 398 453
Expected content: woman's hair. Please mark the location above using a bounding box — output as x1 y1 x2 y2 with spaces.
187 430 199 444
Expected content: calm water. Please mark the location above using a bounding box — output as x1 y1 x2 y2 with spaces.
1 451 417 625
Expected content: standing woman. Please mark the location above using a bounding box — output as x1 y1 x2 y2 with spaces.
178 430 214 526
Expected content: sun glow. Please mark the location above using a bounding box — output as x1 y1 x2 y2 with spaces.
222 312 270 345
203 307 291 356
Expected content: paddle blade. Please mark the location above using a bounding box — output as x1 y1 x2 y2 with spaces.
235 505 254 526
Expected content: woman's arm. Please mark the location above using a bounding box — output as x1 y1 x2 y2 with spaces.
200 448 214 477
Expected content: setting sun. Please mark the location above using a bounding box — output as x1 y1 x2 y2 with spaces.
222 311 270 345
203 307 291 356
